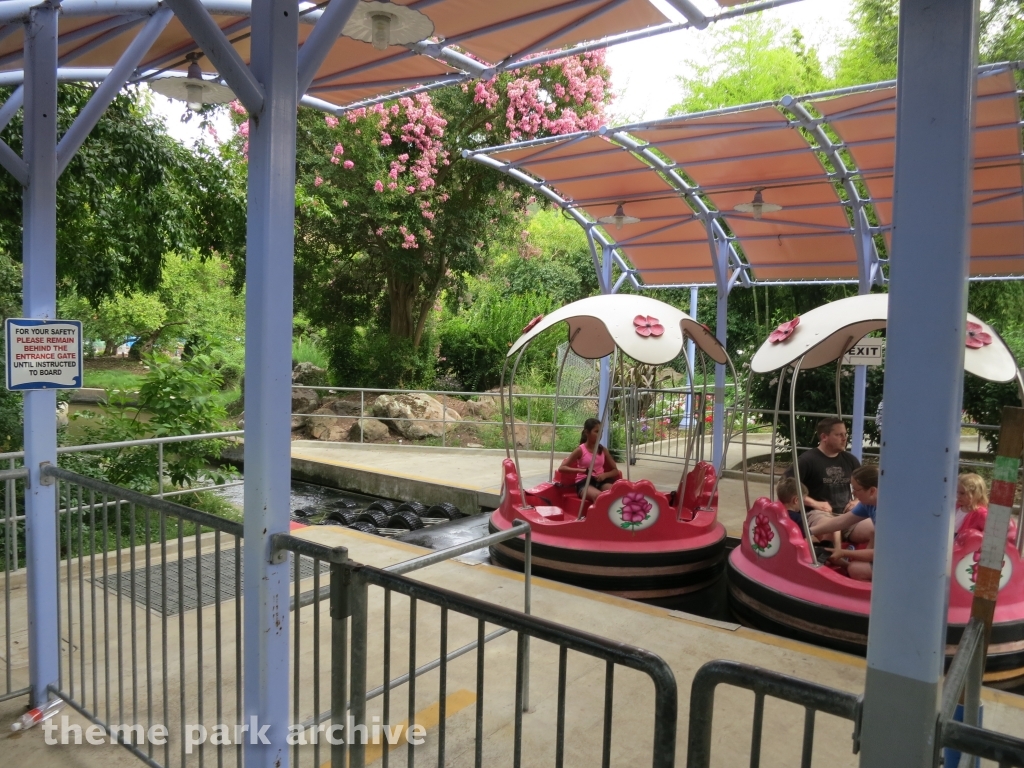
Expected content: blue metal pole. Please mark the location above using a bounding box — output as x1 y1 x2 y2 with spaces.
22 2 60 708
712 284 727 467
851 364 866 461
686 286 697 426
243 0 297 765
860 2 979 766
598 245 613 446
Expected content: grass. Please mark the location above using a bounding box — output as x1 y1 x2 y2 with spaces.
293 336 330 370
83 367 146 391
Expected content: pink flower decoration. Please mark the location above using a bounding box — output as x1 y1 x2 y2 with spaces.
753 513 775 550
966 321 993 349
521 315 544 335
769 317 800 343
621 492 651 524
633 315 665 338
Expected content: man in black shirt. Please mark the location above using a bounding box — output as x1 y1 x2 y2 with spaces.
784 417 861 516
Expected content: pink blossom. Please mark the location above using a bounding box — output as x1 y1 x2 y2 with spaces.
342 200 348 207
406 186 416 194
966 321 993 349
373 180 384 193
620 492 651 525
380 132 392 146
343 160 354 169
330 156 340 164
333 143 344 156
229 100 247 116
324 115 339 128
238 122 249 137
314 176 323 187
769 317 800 344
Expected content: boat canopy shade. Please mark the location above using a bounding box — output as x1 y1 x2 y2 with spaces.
467 65 1024 288
0 0 672 108
749 293 1018 383
509 294 727 365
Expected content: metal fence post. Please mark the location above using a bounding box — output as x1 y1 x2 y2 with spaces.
157 442 164 498
22 2 61 709
349 572 369 768
330 554 351 768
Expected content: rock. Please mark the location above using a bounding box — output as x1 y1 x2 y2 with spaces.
466 442 484 449
306 406 340 437
463 398 499 421
326 398 363 417
311 422 348 442
371 393 461 439
291 414 307 431
291 361 329 387
349 418 390 443
56 401 69 428
292 387 320 414
236 413 245 428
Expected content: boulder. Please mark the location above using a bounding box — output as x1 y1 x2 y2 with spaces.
292 387 320 414
371 393 461 439
349 418 390 443
311 422 348 442
291 361 329 387
463 398 499 421
326 398 363 417
291 414 307 432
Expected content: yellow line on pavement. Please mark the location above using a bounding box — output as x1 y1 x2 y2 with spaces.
319 688 477 768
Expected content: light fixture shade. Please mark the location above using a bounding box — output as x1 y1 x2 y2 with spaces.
734 188 783 220
343 2 434 49
597 203 641 230
149 76 235 107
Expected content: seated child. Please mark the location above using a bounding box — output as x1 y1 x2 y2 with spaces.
809 465 877 581
955 473 989 538
559 418 621 503
777 477 841 552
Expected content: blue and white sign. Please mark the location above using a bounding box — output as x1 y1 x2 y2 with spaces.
5 318 83 390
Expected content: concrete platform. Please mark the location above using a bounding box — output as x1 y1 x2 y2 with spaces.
5 525 1024 767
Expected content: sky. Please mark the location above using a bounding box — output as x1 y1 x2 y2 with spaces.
150 0 856 146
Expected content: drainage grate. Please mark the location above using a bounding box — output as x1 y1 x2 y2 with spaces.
99 547 328 616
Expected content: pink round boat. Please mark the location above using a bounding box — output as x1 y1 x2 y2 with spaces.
727 295 1024 684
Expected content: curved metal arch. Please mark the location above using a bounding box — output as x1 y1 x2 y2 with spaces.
780 95 883 292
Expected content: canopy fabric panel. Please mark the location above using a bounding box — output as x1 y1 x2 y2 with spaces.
0 0 671 109
811 69 1024 277
486 134 722 285
469 64 1024 288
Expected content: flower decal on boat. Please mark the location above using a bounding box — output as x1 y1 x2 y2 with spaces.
769 316 800 344
608 492 659 532
749 513 780 557
955 548 1012 592
965 321 993 349
633 315 665 338
521 314 544 335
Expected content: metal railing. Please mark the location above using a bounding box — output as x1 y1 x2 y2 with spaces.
42 464 245 768
0 463 29 704
686 652 1024 768
273 531 678 768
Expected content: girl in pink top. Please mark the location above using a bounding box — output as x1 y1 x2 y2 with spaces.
559 418 621 502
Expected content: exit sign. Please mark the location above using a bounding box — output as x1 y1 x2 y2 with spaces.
843 341 884 367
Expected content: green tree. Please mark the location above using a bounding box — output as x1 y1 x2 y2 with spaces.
0 85 246 303
669 17 829 114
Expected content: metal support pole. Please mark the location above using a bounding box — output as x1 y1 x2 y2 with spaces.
243 1 298 765
851 365 867 460
686 286 697 427
598 244 613 447
860 3 979 767
22 2 60 709
712 283 728 468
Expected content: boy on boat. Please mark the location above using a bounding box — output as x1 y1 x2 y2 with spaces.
809 465 878 581
777 477 842 552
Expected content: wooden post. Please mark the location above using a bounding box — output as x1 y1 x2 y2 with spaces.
969 406 1024 645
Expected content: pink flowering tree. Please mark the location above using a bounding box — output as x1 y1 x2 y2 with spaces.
232 51 611 384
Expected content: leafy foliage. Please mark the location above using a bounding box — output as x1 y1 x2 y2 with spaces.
67 349 232 491
0 85 245 303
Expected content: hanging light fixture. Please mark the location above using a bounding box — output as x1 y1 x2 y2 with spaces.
148 52 235 110
734 187 783 220
597 203 641 230
343 2 435 51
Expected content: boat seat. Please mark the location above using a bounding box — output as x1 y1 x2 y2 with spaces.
532 506 565 520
